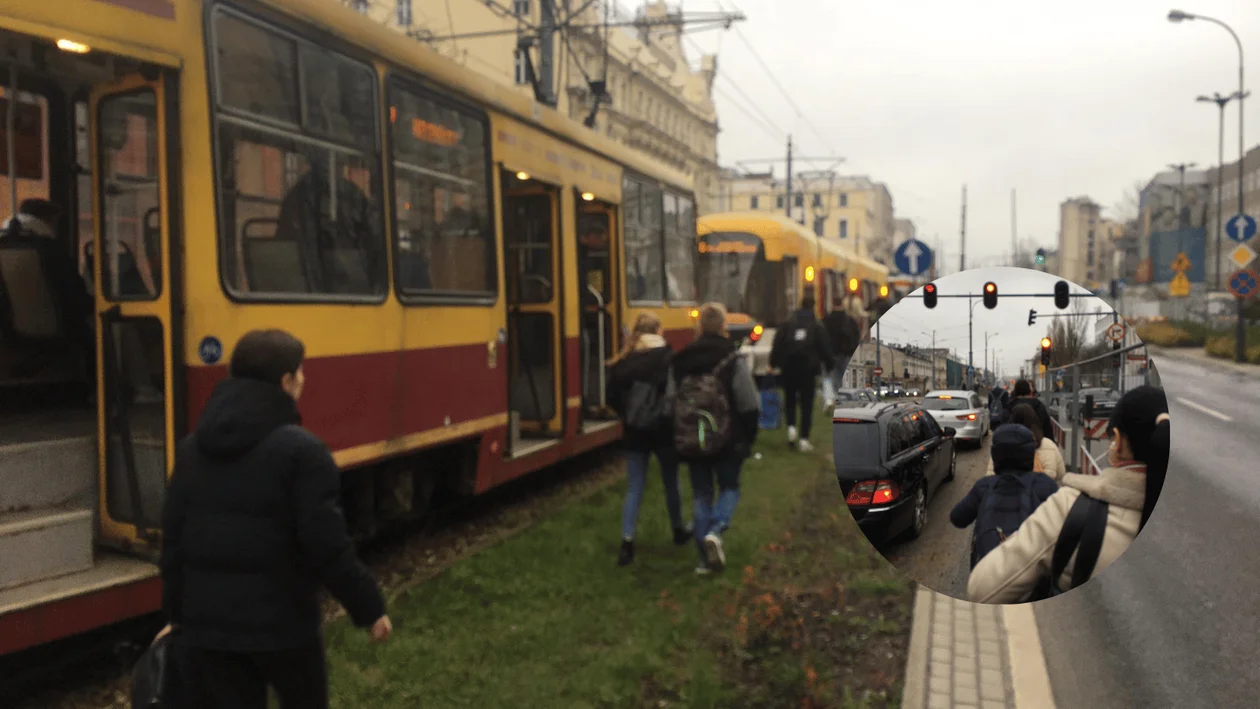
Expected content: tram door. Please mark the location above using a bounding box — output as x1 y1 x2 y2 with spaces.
576 196 617 422
90 75 176 552
501 170 564 449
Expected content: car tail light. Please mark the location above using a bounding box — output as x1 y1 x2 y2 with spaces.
846 479 901 506
833 417 865 423
956 413 976 420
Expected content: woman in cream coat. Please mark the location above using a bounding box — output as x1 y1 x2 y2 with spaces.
968 386 1169 604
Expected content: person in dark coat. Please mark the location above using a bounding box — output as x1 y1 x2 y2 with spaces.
949 423 1058 569
607 312 690 567
669 302 760 575
769 295 834 452
1002 379 1053 442
157 329 390 709
821 293 866 407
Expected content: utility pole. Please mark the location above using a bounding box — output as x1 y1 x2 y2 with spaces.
538 0 557 106
960 185 968 272
1011 188 1018 266
985 331 991 384
968 295 975 389
931 331 937 390
785 135 793 220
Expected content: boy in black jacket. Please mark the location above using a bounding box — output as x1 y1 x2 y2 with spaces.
670 303 761 574
770 295 834 452
950 424 1058 568
158 329 390 709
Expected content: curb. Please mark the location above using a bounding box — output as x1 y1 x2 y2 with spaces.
1148 346 1260 379
900 587 1057 709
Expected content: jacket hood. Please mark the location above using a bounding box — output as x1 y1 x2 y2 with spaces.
992 424 1037 472
195 377 302 459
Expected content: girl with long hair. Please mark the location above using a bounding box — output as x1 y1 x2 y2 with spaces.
606 313 690 566
967 386 1169 603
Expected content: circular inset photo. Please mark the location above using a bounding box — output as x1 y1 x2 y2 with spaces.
830 267 1169 603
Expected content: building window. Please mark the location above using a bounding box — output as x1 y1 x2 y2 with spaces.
794 193 804 208
211 9 386 299
389 81 496 299
813 217 825 236
513 0 530 16
839 193 848 207
812 193 822 208
776 194 784 209
839 219 848 239
396 0 412 26
514 47 529 85
749 195 759 210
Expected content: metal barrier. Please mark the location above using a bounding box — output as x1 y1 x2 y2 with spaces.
1080 444 1103 476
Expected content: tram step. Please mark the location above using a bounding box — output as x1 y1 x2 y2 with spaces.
0 436 96 513
0 507 95 592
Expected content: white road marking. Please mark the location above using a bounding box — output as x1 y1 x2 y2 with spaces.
1174 397 1233 422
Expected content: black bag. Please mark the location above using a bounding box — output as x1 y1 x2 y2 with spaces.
971 473 1043 567
623 377 669 431
131 629 181 708
1028 493 1109 601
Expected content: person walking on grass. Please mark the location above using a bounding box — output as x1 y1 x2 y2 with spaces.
157 329 390 709
769 294 834 452
822 293 867 408
670 303 760 575
607 312 691 567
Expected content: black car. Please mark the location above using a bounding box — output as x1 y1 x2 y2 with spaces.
832 402 957 545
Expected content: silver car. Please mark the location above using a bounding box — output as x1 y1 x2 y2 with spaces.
920 390 989 446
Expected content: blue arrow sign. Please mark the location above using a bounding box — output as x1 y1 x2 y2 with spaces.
967 365 975 375
1225 213 1257 243
894 239 933 276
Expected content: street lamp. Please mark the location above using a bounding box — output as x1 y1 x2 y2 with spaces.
1197 91 1249 291
1169 8 1247 363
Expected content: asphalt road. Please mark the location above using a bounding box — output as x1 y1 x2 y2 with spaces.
879 419 991 600
1033 352 1260 708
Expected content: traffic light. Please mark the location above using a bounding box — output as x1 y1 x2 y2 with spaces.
1028 309 1037 326
848 277 860 294
1054 280 1070 309
1035 248 1046 266
879 283 889 299
923 282 937 309
1109 279 1118 299
983 281 997 309
1040 337 1052 365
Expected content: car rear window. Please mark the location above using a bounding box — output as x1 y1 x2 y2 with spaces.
832 420 881 466
921 397 972 411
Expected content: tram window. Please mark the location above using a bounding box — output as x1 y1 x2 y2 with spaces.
212 9 387 299
663 192 696 304
389 83 494 298
624 177 664 303
0 94 45 183
98 91 161 300
214 12 301 125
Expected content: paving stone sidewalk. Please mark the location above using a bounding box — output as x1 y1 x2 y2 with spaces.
900 587 1018 709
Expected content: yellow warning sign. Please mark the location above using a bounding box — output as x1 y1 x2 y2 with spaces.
1171 252 1192 273
1169 271 1191 297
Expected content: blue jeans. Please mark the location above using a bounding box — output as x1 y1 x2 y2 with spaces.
821 354 852 403
622 447 684 540
688 458 742 560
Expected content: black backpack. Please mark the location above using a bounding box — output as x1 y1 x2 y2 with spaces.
971 472 1044 567
131 630 181 708
1028 494 1110 601
623 376 669 431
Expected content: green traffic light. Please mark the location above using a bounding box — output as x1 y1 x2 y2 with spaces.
1035 255 1045 264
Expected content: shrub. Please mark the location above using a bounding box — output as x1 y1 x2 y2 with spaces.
1136 322 1199 347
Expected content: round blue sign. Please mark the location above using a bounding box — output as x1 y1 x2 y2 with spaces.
198 336 224 365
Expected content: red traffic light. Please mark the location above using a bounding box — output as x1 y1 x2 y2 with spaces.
923 282 938 309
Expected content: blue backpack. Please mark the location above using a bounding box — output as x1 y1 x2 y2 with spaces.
971 472 1044 568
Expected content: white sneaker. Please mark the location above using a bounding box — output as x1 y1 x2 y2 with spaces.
703 532 726 571
787 425 798 444
798 439 815 453
694 565 713 576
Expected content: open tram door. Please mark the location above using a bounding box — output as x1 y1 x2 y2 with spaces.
500 168 565 457
89 73 177 553
575 190 617 425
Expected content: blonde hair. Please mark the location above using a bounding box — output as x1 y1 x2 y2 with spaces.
697 302 727 336
610 311 662 364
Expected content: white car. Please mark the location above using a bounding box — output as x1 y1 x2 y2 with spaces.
920 390 989 446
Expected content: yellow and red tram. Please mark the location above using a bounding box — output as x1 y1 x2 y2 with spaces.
0 0 698 655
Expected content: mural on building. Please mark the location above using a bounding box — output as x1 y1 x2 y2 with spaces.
1141 179 1209 283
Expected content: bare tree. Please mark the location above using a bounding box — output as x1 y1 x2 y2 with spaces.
1044 299 1093 367
1110 180 1146 225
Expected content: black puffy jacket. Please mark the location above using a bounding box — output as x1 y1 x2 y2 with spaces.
160 378 385 652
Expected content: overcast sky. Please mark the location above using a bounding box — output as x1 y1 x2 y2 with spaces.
872 267 1116 378
682 0 1260 271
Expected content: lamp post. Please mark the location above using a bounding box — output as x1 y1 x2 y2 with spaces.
1198 91 1248 291
1170 9 1248 363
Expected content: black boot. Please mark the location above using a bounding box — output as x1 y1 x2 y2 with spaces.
673 525 693 546
618 539 634 566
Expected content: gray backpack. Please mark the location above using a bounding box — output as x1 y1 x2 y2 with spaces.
673 351 741 458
